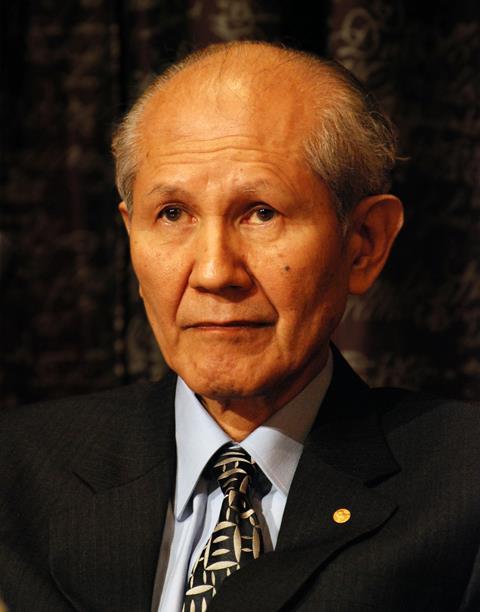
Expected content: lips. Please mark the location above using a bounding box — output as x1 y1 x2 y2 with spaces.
186 320 273 329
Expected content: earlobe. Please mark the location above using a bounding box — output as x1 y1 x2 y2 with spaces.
118 201 131 235
348 194 404 295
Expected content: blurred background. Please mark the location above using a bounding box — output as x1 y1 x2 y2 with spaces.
1 0 479 408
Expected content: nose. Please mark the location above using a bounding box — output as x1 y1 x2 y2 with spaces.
188 219 253 294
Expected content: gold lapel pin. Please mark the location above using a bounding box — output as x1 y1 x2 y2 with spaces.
333 508 351 524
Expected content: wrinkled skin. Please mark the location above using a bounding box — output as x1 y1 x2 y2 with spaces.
120 49 403 439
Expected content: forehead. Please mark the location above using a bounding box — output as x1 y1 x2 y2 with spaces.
138 54 317 160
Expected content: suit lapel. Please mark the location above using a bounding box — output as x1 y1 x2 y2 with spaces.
48 350 401 611
208 469 397 612
49 374 177 612
209 347 401 612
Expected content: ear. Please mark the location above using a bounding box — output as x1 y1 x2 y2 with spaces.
118 201 131 235
347 194 404 295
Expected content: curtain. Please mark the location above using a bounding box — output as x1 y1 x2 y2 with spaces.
1 0 478 408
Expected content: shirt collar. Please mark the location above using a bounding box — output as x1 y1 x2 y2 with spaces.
174 377 230 519
174 350 333 519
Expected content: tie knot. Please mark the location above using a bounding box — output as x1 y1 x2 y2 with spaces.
211 445 257 495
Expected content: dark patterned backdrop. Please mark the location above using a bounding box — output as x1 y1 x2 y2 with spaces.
1 0 479 408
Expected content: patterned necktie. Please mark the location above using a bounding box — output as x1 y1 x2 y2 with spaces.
182 445 264 611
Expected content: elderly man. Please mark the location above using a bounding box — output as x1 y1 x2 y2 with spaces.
0 42 479 612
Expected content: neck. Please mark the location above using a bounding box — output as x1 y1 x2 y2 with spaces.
200 352 329 441
200 397 277 441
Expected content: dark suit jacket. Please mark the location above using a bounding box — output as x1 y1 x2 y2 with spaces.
1 350 479 611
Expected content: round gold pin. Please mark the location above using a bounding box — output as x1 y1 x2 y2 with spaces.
333 508 351 524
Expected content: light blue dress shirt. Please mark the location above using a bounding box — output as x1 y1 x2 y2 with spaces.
153 352 333 612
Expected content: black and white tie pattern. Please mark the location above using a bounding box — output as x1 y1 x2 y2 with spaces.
182 445 264 611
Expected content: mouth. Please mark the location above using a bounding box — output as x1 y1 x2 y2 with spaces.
186 320 274 330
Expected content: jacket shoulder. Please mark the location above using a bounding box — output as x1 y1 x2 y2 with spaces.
0 374 177 528
1 372 176 428
1 372 176 444
373 386 480 439
372 387 480 501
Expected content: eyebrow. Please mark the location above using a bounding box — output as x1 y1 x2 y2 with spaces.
239 179 272 194
147 179 273 199
147 184 190 198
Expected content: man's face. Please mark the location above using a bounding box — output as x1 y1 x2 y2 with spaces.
122 69 356 403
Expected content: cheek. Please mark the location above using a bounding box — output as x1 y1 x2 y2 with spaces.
263 244 347 329
130 239 183 319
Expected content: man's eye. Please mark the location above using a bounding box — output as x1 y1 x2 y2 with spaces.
159 207 183 222
248 207 276 224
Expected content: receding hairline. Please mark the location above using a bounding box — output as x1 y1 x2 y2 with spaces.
114 43 351 196
112 41 397 218
138 42 349 125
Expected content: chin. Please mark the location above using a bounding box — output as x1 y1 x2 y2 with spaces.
189 376 264 402
175 361 271 402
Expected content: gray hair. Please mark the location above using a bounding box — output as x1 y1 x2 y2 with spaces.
112 41 397 221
